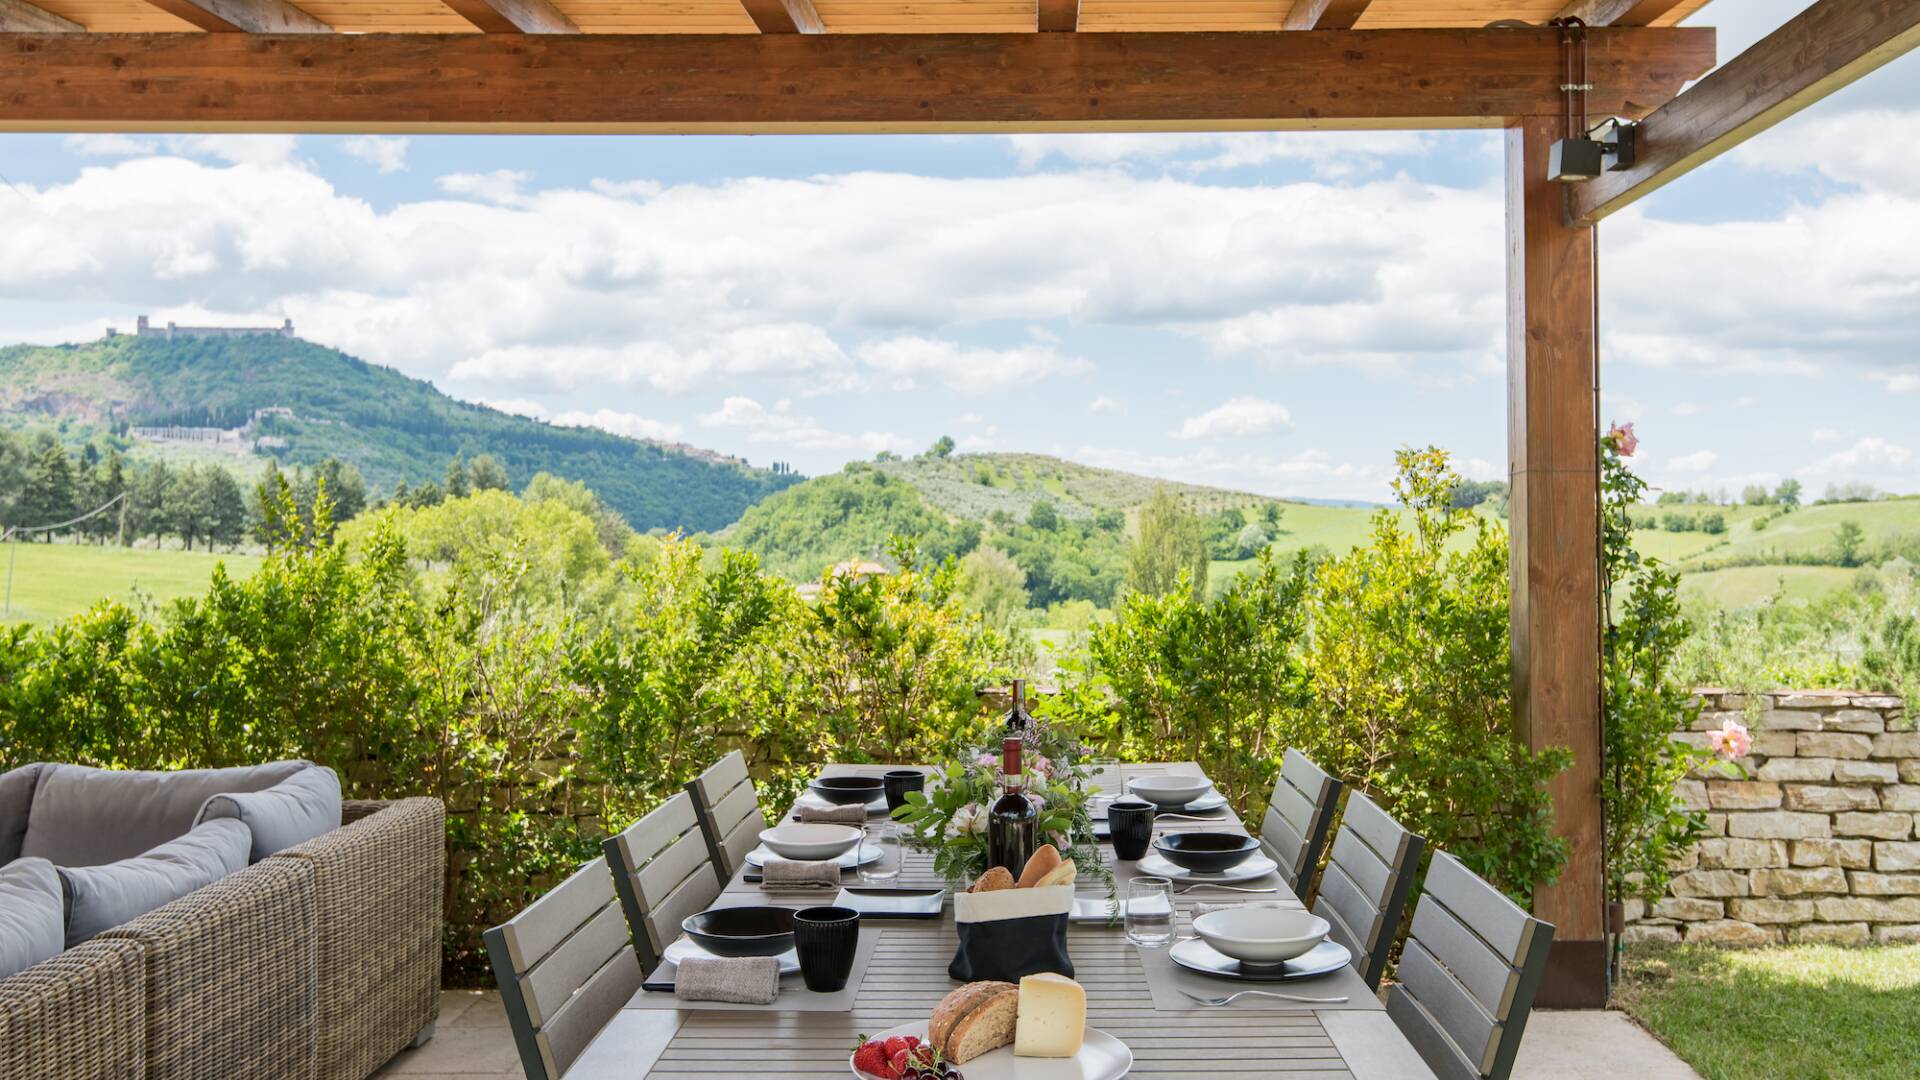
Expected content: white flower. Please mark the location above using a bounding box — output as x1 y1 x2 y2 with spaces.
951 803 988 837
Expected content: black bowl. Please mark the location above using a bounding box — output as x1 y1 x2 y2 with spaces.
1153 832 1260 874
810 776 885 806
681 906 797 958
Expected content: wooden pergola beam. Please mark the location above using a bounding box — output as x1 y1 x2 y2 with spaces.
1552 0 1687 26
1037 0 1076 33
0 26 1713 134
442 0 578 34
0 0 80 31
1283 0 1371 31
738 0 823 34
139 0 330 33
1572 0 1920 223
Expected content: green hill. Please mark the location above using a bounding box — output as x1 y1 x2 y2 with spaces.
0 333 800 532
874 451 1278 524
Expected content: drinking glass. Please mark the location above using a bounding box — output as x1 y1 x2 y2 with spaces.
1088 758 1124 799
858 823 901 885
1125 876 1175 948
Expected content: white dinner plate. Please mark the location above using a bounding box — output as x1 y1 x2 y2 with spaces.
1103 787 1229 815
794 790 889 816
1135 850 1279 885
745 842 884 870
850 1021 1132 1080
1168 936 1351 982
660 936 801 975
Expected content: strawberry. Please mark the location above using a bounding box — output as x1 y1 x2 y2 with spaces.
852 1039 890 1079
883 1035 915 1059
904 1036 922 1050
890 1048 913 1078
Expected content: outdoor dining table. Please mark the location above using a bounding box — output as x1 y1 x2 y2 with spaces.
586 762 1436 1079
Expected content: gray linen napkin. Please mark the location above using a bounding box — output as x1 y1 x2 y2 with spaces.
761 858 840 889
673 956 780 1004
1192 900 1291 918
796 804 869 825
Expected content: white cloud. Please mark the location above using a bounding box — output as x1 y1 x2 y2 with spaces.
1003 131 1435 179
856 337 1090 394
700 396 901 453
1666 450 1719 474
63 134 156 157
476 398 549 419
164 136 298 166
1811 427 1843 443
438 169 532 205
1173 396 1293 440
1804 437 1914 474
342 136 409 175
588 178 663 199
1731 109 1920 195
1077 444 1387 501
1088 395 1124 415
550 408 682 441
1462 457 1502 482
451 324 850 395
955 412 985 425
1874 370 1920 394
1670 402 1701 416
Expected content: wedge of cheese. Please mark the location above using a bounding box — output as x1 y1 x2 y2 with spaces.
1013 972 1086 1058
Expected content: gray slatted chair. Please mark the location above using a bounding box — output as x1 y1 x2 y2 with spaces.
685 750 770 883
484 859 643 1080
602 791 724 973
1386 851 1556 1080
1256 748 1344 899
1311 789 1425 990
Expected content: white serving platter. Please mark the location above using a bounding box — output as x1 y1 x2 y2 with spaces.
851 1021 1132 1080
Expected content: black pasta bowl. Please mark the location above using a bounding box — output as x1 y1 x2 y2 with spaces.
1154 832 1261 874
681 905 797 958
809 776 885 805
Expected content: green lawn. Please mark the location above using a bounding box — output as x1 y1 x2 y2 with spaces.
1614 944 1920 1080
1677 564 1862 608
0 542 262 625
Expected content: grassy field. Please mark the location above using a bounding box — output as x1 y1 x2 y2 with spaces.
1677 565 1863 607
0 542 262 625
1615 943 1920 1080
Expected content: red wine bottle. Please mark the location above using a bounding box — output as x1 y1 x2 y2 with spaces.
987 736 1037 874
1003 678 1033 735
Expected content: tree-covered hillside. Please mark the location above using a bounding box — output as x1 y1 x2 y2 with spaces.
0 334 799 532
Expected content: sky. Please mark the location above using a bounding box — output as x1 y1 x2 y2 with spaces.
1 1 1917 504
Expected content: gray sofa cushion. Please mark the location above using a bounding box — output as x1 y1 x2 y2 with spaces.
197 765 342 861
0 857 67 980
21 760 313 867
58 818 252 947
0 763 48 866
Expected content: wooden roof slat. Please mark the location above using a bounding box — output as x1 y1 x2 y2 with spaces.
739 0 821 32
0 0 82 29
1553 0 1686 27
1285 0 1372 30
0 25 1715 134
443 0 577 32
1572 0 1920 224
1037 0 1076 31
141 0 329 30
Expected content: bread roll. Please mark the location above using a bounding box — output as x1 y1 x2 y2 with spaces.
1035 857 1077 888
972 866 1015 893
1016 844 1062 888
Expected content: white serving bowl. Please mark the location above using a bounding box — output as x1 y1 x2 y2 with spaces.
758 823 863 861
1127 775 1213 808
1192 907 1330 966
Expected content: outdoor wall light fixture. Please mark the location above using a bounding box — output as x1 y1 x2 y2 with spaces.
1543 15 1635 183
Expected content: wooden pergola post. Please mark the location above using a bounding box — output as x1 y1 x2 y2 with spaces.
1506 115 1606 1008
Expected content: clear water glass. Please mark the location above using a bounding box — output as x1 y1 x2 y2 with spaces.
1125 876 1175 948
859 823 901 885
1088 758 1124 798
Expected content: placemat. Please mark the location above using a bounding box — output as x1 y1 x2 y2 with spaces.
626 926 883 1013
1134 935 1380 1012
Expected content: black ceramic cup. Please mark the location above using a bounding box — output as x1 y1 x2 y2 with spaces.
882 769 926 812
792 906 861 993
1107 796 1156 861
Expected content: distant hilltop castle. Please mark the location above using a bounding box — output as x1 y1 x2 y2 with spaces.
106 314 295 341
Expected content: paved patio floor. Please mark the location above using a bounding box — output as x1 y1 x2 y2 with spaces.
373 992 1701 1079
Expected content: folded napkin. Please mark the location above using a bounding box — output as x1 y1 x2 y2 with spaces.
1192 900 1291 918
673 956 780 1004
796 804 869 825
760 858 841 889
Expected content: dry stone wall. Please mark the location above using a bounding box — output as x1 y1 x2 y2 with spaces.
1625 690 1919 947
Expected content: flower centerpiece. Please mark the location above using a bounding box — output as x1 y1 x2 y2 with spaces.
891 715 1113 899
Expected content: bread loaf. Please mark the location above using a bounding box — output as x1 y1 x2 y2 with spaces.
1016 844 1061 888
932 982 1020 1064
1035 857 1077 888
971 867 1015 893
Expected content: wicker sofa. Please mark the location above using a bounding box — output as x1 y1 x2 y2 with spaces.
0 797 444 1080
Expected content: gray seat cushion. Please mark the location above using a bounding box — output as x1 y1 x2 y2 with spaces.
58 818 253 947
21 760 313 868
0 764 49 866
197 764 343 861
0 857 67 981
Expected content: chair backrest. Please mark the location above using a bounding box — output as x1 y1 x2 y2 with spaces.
1310 789 1424 990
1257 749 1343 899
484 859 642 1080
685 751 768 882
1386 851 1555 1080
602 791 722 971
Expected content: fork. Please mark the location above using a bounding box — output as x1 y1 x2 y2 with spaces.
1178 988 1347 1007
1150 812 1229 821
1176 883 1279 894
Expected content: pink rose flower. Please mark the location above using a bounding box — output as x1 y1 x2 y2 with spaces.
977 752 999 770
1032 754 1053 778
1706 718 1751 760
1607 421 1638 458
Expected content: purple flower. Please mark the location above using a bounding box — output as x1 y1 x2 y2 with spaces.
1607 421 1638 457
